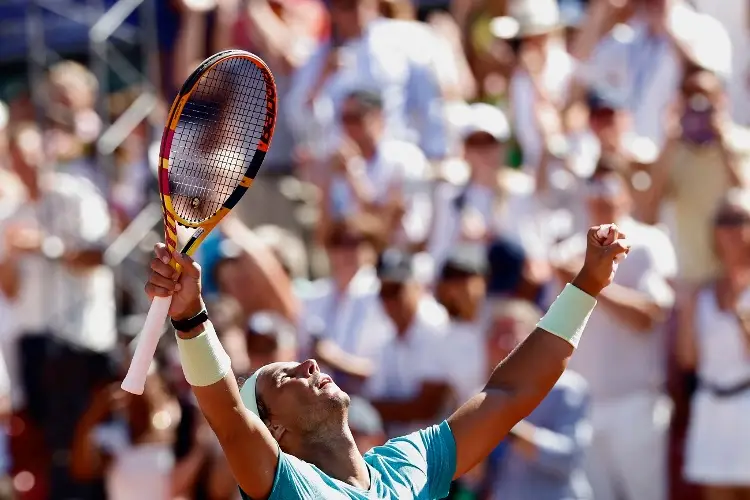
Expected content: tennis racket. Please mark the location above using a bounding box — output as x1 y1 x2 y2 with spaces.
121 50 277 395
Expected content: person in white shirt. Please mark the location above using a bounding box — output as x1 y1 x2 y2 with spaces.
552 156 677 500
428 103 510 269
300 221 388 388
286 0 450 161
434 244 489 409
677 190 750 498
364 249 453 437
322 88 433 251
3 121 116 497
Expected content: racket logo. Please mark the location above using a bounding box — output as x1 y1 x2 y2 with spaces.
191 197 201 208
260 69 276 149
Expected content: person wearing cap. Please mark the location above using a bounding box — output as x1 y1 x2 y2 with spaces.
363 249 453 438
427 102 510 269
551 156 676 500
494 0 575 178
144 219 631 500
484 297 592 500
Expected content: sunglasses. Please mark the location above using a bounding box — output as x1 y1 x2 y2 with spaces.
715 214 750 227
585 176 623 199
341 112 365 124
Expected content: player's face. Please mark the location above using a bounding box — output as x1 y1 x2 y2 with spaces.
257 360 349 436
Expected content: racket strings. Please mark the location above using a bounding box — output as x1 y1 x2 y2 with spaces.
169 58 268 224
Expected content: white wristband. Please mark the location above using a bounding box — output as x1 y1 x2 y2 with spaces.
176 323 231 387
537 284 597 348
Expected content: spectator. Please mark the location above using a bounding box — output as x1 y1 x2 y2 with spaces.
245 311 298 371
428 103 510 267
3 120 116 498
485 297 592 500
552 156 676 500
364 249 453 437
70 363 208 500
300 220 386 374
321 89 432 250
677 190 750 500
435 244 489 409
579 0 684 153
286 0 450 161
638 68 750 285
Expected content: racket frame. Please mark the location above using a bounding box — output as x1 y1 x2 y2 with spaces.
158 49 277 263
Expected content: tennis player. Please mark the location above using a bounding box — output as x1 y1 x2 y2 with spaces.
145 224 630 500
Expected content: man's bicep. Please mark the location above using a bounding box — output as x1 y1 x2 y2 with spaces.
193 374 279 500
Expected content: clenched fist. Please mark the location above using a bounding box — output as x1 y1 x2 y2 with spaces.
144 244 204 321
571 224 630 297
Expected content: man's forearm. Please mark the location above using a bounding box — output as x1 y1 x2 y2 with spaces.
0 256 20 298
597 283 667 332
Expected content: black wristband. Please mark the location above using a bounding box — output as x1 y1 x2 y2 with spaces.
170 309 209 332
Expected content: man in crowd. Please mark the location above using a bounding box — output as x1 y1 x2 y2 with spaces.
553 157 676 500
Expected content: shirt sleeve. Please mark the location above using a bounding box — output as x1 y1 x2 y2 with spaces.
520 382 592 478
405 53 448 160
378 420 457 499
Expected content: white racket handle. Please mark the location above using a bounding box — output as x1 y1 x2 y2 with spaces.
121 295 173 395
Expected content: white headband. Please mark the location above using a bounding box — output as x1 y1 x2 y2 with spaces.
240 368 264 418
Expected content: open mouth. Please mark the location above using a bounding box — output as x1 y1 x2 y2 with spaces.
318 376 333 389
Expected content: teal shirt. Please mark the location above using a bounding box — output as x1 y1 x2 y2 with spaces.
240 420 457 500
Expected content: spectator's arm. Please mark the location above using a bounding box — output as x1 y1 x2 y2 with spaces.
0 245 20 299
172 8 209 90
313 338 374 379
718 133 748 189
674 284 699 370
207 451 240 500
635 138 677 225
371 381 451 423
171 444 208 497
596 280 671 332
508 387 591 478
171 411 210 498
70 387 117 481
406 59 449 160
222 217 300 322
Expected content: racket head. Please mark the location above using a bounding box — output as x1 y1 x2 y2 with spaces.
157 50 277 258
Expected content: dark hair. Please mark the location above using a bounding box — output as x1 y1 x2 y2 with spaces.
344 88 384 111
256 394 270 423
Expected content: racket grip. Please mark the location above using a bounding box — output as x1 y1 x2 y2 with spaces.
121 296 173 395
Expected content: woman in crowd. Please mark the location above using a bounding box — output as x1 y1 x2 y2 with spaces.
677 189 750 500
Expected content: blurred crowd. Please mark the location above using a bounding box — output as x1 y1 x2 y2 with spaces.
2 0 750 499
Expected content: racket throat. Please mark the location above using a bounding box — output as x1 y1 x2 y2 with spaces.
182 227 205 255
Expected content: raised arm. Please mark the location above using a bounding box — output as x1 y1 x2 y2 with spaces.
447 225 629 478
146 244 278 500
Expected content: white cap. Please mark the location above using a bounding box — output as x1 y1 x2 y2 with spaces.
670 5 732 78
490 0 562 39
460 103 511 143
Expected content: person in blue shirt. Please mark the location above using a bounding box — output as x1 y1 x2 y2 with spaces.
143 224 630 500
